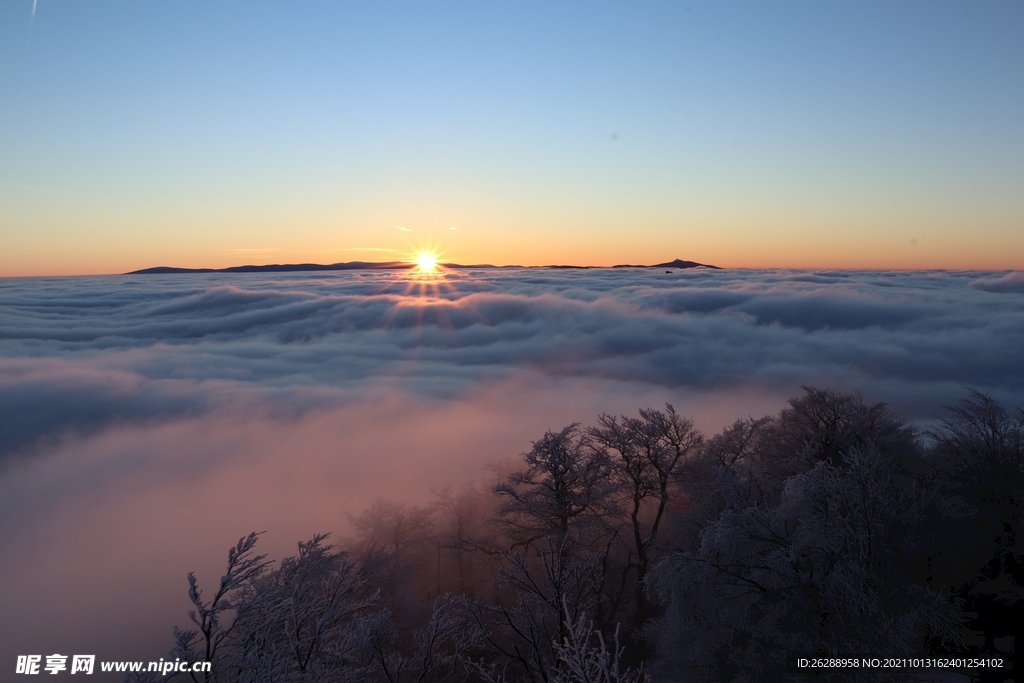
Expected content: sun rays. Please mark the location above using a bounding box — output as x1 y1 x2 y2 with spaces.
401 248 455 301
360 248 490 343
415 252 438 273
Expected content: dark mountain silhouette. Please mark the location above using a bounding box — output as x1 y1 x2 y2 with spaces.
613 258 721 269
128 261 501 274
127 258 720 274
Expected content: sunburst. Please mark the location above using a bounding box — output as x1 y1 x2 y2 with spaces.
415 252 438 273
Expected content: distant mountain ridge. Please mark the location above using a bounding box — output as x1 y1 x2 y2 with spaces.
127 258 719 274
129 261 497 274
615 259 720 269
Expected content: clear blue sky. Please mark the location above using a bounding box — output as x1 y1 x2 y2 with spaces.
2 1 1022 274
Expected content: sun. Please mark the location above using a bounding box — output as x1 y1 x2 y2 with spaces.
415 252 438 272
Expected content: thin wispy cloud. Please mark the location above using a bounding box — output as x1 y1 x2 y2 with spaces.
27 0 39 42
394 226 412 232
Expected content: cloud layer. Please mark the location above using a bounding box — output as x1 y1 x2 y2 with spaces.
1 267 1023 667
2 268 1023 459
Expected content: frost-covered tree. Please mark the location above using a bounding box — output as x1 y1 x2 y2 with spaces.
757 387 918 490
148 534 485 683
676 416 773 543
491 425 616 552
648 446 959 682
549 600 648 683
588 405 702 628
161 534 382 683
466 536 608 683
461 425 619 683
369 594 485 683
928 392 1024 678
159 532 270 683
226 534 382 682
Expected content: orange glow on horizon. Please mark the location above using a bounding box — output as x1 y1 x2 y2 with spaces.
3 227 1024 276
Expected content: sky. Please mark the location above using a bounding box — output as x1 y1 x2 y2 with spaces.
1 267 1023 669
2 1 1023 276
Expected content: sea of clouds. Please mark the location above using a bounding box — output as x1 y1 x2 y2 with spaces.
1 267 1023 670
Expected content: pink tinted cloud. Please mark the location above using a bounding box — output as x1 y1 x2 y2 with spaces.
0 371 786 663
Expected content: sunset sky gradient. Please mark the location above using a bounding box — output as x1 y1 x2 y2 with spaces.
2 1 1022 276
